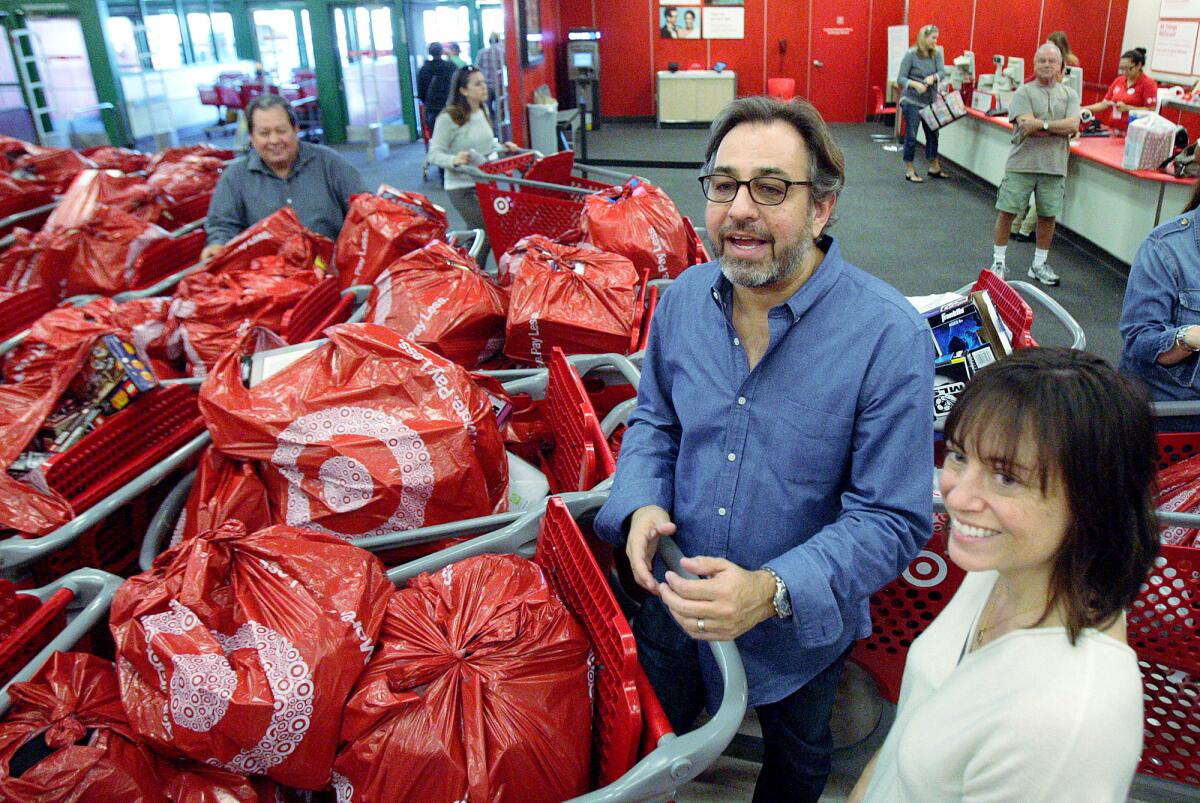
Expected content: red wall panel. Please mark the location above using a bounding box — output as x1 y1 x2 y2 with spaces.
867 0 905 106
504 0 561 145
907 0 975 62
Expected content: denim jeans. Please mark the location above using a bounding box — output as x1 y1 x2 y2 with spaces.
632 595 850 803
901 101 939 164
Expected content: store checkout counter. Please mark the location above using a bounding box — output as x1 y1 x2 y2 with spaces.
923 107 1193 264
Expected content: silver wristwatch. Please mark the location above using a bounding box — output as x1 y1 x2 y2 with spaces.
1177 325 1200 353
763 567 792 620
1042 120 1049 131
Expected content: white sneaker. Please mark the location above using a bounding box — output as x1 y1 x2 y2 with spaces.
1027 263 1060 286
989 261 1006 279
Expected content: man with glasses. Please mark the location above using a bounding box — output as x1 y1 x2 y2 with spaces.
595 96 933 802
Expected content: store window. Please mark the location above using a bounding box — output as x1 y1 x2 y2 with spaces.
105 15 143 72
187 12 215 63
145 14 185 70
211 13 237 62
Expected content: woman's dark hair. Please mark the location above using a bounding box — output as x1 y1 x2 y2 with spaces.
1122 47 1147 67
1185 179 1200 214
703 95 845 229
943 347 1159 645
246 94 297 131
428 41 443 58
445 66 487 126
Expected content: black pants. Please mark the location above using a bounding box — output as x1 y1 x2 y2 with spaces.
633 596 849 803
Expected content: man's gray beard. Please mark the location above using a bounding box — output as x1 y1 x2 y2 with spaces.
719 233 811 288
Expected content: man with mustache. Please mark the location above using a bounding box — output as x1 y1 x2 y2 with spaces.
595 96 933 802
202 94 367 261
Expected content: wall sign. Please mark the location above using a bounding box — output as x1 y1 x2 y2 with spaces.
1153 19 1199 75
703 7 745 39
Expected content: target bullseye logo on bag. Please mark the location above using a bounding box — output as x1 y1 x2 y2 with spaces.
270 405 434 539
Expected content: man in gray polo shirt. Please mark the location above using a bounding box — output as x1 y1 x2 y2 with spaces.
201 95 368 261
989 42 1080 287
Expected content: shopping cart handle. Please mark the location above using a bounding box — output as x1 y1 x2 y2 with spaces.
571 535 748 803
138 469 197 572
114 259 207 302
447 228 485 261
601 398 638 438
570 353 642 390
0 567 124 716
1152 400 1200 418
0 201 59 238
0 432 211 572
952 278 1086 350
170 217 207 238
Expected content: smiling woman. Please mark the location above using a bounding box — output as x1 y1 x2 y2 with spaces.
851 347 1160 803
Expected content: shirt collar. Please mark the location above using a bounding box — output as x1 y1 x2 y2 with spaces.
708 233 844 322
247 139 315 177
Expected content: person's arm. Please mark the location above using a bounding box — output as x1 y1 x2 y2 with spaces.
763 318 935 650
593 287 681 550
416 64 431 102
201 165 246 258
328 152 368 216
427 114 468 170
848 749 882 803
897 51 924 95
1120 232 1200 381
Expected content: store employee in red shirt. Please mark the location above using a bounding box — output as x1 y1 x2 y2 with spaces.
1083 47 1157 131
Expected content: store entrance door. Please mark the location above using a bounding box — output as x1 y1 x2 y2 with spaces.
333 5 407 143
252 6 314 84
806 0 869 123
10 17 104 146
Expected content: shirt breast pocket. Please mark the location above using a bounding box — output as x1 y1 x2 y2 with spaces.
1178 289 1200 327
774 399 852 488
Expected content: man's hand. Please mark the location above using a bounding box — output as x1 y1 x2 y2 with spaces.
658 557 777 641
1018 117 1045 135
626 505 675 595
200 243 223 262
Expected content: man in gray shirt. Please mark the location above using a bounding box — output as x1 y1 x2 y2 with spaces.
989 42 1080 286
201 95 367 260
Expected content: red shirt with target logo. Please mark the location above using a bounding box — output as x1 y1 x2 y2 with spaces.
1103 73 1158 130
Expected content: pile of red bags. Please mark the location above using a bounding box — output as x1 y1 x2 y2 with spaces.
332 553 593 803
580 178 689 279
82 146 151 174
147 155 225 205
503 235 640 365
34 206 170 297
1157 454 1200 546
204 207 334 278
9 148 96 194
165 255 324 377
145 144 234 174
198 324 509 539
334 189 449 289
46 170 171 229
0 651 285 801
366 240 507 367
110 520 392 789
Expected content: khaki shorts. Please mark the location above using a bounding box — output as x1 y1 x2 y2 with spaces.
995 172 1066 219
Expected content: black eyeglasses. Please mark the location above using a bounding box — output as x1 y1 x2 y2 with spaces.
698 174 813 205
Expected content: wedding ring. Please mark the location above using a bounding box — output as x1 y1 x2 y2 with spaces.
697 618 706 632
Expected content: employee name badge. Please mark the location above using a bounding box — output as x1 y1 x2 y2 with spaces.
1112 106 1123 119
971 91 995 112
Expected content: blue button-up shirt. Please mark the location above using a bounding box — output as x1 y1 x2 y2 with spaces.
1120 206 1200 430
595 238 934 708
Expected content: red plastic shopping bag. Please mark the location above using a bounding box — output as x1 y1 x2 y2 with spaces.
147 155 225 203
35 205 170 297
0 652 164 802
503 236 640 365
47 170 170 229
204 207 333 277
166 255 324 376
1156 453 1200 546
198 323 509 538
110 520 392 790
332 553 593 803
334 189 449 289
81 145 151 174
145 144 234 173
0 229 43 293
174 446 273 545
581 178 690 279
10 148 96 194
366 239 508 367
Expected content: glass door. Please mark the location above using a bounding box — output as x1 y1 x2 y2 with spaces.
0 27 36 142
253 7 313 83
333 5 405 142
11 17 103 146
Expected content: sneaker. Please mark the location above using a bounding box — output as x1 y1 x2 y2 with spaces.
989 261 1006 279
1027 263 1060 286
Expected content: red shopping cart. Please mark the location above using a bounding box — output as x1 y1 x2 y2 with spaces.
0 187 56 241
471 151 710 268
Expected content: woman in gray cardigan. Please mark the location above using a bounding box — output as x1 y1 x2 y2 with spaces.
427 66 518 266
897 25 946 183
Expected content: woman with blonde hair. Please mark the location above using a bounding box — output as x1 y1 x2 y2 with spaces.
897 24 947 182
